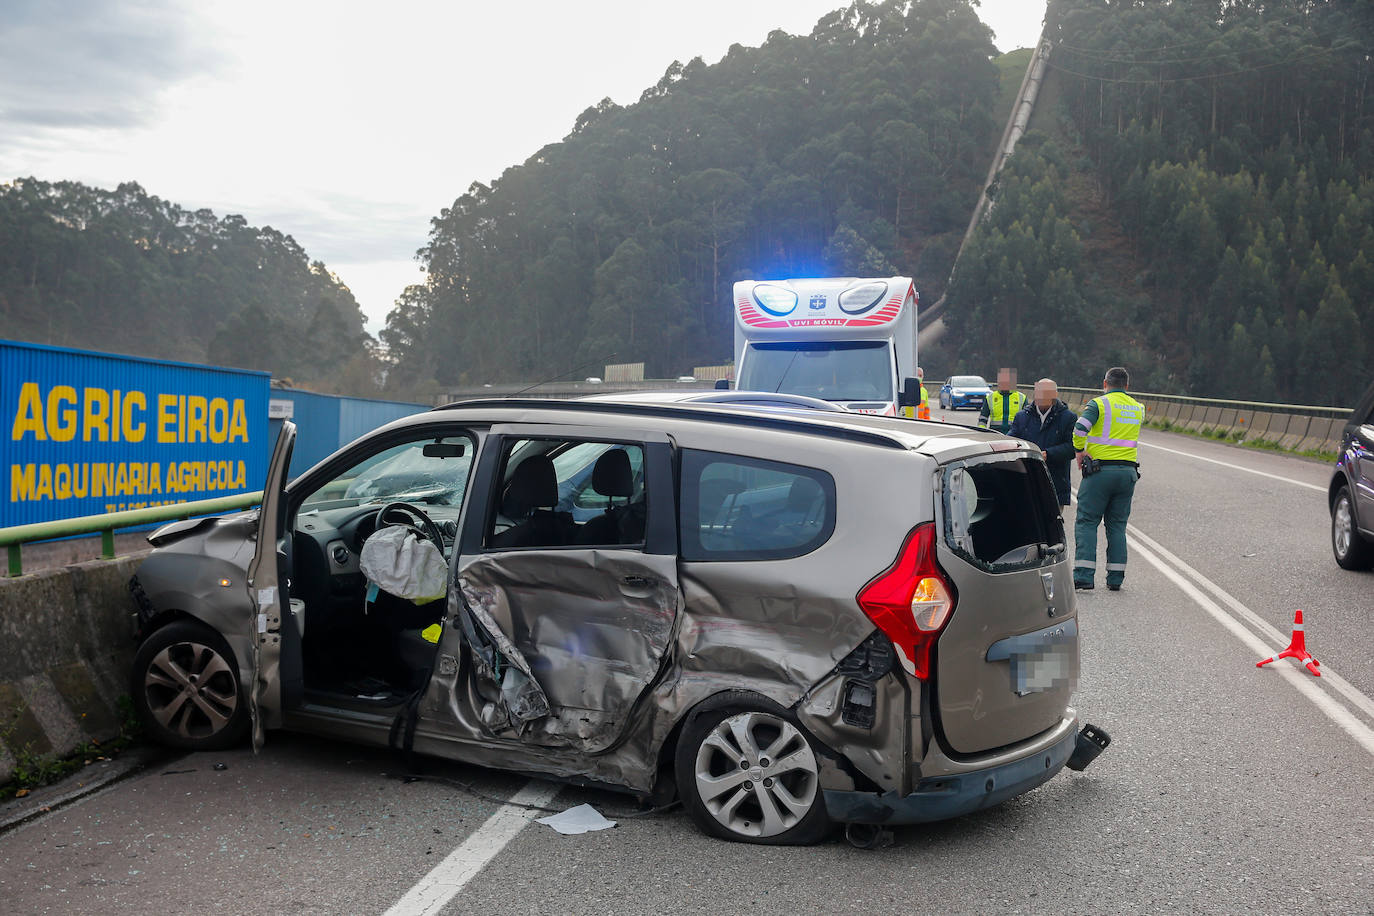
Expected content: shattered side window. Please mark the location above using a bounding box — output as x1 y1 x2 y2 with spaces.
679 449 835 561
943 456 1063 571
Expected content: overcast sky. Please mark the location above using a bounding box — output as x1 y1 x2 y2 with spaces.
0 0 1047 333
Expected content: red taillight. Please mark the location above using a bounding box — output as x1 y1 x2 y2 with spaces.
855 523 956 680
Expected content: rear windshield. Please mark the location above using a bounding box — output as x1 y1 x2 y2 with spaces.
738 341 894 402
942 455 1064 571
950 376 987 388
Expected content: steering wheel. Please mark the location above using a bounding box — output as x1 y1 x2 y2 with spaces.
375 501 445 548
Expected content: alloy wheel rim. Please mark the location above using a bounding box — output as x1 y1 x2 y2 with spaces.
1335 496 1353 558
144 641 238 739
694 711 818 838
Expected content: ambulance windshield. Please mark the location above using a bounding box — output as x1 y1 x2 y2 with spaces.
738 341 893 402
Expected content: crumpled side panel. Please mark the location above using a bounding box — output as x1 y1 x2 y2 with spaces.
676 561 873 700
456 550 680 754
454 580 550 731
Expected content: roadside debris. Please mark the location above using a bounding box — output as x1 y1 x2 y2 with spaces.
536 804 616 835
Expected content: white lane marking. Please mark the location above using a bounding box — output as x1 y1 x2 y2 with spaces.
1138 441 1326 492
1126 524 1374 724
1122 533 1374 756
383 780 561 916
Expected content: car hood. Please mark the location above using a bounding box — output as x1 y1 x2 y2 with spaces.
147 509 258 552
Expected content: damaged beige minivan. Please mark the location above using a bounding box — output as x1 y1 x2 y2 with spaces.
129 398 1105 845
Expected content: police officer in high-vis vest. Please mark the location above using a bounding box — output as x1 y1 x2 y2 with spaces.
978 367 1025 433
1072 366 1144 591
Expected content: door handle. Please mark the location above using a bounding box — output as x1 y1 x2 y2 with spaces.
621 575 654 589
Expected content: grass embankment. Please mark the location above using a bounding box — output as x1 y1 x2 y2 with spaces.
2 696 143 800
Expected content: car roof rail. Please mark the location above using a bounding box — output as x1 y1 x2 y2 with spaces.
430 397 909 450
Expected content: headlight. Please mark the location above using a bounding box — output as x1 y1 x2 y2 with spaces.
753 284 798 316
953 389 965 395
837 281 888 315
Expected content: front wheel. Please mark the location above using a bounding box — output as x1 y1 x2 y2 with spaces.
674 696 831 845
131 620 248 750
1332 486 1374 570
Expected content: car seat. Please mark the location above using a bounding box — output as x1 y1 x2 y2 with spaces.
490 454 571 548
576 448 643 545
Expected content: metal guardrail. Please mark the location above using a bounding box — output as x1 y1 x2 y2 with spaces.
1 491 264 578
926 381 1351 417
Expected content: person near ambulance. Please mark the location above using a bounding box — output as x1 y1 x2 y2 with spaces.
1009 378 1076 508
1072 366 1144 591
979 367 1025 433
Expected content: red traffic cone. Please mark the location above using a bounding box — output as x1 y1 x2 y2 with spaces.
1256 610 1321 677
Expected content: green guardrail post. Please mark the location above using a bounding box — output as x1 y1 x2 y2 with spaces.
6 544 19 578
101 529 115 560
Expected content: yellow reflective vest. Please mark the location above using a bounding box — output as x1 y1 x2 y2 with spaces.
985 390 1025 429
1072 390 1143 461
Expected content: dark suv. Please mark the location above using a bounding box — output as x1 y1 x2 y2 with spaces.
1330 381 1374 570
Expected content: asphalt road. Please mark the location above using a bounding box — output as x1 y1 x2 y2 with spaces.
2 410 1371 915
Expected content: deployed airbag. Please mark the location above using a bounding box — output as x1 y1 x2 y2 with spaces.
359 526 448 604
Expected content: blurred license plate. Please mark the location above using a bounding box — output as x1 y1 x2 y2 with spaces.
985 619 1077 696
1010 645 1073 695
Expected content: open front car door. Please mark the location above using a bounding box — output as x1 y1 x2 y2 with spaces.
244 420 296 749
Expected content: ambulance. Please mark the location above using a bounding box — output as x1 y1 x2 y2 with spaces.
731 276 921 416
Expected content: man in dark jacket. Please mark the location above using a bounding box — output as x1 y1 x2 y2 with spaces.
1009 378 1077 508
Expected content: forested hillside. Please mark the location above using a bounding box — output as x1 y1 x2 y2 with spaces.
945 0 1374 405
0 178 374 390
382 0 1002 389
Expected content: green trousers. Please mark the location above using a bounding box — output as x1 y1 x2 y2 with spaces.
1074 465 1137 587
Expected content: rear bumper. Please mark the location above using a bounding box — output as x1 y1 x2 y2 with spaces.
822 719 1078 825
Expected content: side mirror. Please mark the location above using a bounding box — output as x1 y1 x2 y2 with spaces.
714 378 731 390
898 377 921 408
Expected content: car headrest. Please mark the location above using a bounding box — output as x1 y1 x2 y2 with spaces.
503 455 558 516
591 448 633 498
786 476 824 513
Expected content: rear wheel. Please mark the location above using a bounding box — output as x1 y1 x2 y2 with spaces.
131 620 248 750
674 696 831 845
1332 486 1374 570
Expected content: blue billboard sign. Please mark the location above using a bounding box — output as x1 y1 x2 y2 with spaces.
2 339 270 528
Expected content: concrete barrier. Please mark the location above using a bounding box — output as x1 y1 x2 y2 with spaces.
1278 415 1312 450
1182 404 1206 431
1322 422 1348 455
0 553 146 784
1216 408 1238 436
1246 411 1277 440
1297 417 1339 454
1199 405 1223 434
1260 413 1293 444
1163 401 1183 423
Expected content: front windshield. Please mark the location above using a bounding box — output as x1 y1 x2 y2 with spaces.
951 376 988 388
738 341 894 402
301 435 475 509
